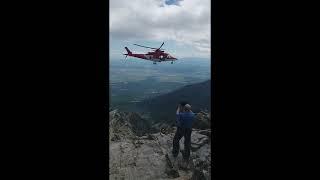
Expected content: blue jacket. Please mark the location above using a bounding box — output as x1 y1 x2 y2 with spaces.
176 112 195 128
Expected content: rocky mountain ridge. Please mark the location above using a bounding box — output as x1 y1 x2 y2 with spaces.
109 110 212 180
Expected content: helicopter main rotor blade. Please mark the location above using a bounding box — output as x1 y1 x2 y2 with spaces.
133 44 158 49
158 42 164 50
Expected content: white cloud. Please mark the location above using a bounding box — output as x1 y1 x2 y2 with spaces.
110 0 211 58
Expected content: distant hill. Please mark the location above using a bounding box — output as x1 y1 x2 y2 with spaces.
136 80 211 125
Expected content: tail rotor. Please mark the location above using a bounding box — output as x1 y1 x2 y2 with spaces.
123 47 132 61
123 54 128 61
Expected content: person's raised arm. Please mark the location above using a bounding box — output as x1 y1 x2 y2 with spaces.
176 104 181 115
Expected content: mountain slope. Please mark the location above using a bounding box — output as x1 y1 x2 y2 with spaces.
137 80 211 125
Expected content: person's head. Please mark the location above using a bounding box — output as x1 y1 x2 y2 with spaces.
183 104 192 112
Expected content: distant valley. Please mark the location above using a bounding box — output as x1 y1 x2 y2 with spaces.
110 58 211 110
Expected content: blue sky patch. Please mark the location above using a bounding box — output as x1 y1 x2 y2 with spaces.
165 0 182 6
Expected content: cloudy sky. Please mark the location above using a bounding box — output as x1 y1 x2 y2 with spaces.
110 0 211 60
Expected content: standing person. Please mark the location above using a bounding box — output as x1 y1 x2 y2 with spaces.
172 103 195 168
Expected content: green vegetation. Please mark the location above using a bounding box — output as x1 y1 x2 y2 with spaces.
110 58 211 109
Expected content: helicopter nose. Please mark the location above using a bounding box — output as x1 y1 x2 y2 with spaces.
169 55 177 60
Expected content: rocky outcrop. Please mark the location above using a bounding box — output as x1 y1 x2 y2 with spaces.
193 111 211 130
109 110 153 142
109 110 212 180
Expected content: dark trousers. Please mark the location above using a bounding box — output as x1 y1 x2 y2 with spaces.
172 127 192 160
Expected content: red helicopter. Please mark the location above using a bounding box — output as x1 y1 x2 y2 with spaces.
123 42 178 64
